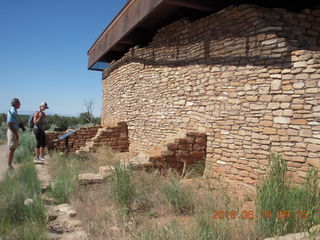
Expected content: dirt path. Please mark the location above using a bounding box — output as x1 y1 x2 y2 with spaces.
0 143 8 182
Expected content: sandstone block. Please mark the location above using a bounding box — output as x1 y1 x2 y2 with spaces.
307 158 320 168
274 117 291 124
161 150 175 157
307 144 320 152
271 80 282 90
263 128 277 135
268 102 280 109
273 95 292 102
299 129 312 137
293 82 305 89
167 143 179 151
78 174 104 185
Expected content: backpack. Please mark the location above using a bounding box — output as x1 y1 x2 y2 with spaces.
28 112 37 129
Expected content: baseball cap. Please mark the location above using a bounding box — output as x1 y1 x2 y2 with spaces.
40 102 49 109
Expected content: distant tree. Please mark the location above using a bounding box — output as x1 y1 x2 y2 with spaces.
79 112 92 124
82 99 95 123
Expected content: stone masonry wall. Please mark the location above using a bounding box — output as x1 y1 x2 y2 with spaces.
46 125 101 153
46 123 129 153
102 4 320 185
149 132 207 172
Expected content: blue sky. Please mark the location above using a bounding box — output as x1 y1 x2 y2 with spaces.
0 0 127 116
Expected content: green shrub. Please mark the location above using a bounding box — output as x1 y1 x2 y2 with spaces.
109 162 136 214
0 122 7 143
161 177 194 215
256 152 320 237
14 131 36 163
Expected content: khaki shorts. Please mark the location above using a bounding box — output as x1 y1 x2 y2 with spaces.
7 129 19 149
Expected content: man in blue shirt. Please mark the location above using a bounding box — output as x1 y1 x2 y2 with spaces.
7 98 21 170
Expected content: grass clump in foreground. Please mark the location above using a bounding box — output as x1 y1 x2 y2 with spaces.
49 152 80 204
14 130 36 163
109 161 136 215
256 152 320 238
161 176 194 215
0 155 46 239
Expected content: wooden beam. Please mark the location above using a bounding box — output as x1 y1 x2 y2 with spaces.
110 43 131 51
127 27 156 45
119 39 135 45
166 0 215 11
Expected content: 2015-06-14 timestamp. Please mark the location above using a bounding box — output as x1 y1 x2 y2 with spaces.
211 210 308 220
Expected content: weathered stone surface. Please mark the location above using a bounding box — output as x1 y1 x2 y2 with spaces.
271 80 282 90
78 173 104 185
274 117 291 124
99 166 115 178
293 82 305 89
88 4 320 186
46 124 129 154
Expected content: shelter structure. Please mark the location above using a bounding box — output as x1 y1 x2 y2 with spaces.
88 0 320 185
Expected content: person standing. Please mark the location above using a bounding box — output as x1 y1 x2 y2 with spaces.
33 102 49 161
7 98 21 170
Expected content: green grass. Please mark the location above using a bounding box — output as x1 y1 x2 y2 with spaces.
256 152 320 238
49 153 79 204
0 156 46 239
14 130 36 163
109 161 136 215
0 122 7 144
161 176 194 215
136 220 194 240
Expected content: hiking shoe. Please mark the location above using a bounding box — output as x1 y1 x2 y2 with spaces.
7 165 14 171
38 156 45 161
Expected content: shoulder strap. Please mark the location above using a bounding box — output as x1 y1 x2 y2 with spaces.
8 110 20 122
8 109 22 123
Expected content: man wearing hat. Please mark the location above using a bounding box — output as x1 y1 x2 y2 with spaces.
33 102 49 161
7 98 21 170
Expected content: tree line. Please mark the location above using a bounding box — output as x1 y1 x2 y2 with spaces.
0 113 101 131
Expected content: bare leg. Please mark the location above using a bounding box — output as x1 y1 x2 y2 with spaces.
40 147 45 158
8 148 15 166
35 148 40 159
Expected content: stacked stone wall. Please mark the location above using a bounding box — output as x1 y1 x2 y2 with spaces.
46 125 101 153
102 4 320 185
149 132 207 172
78 122 129 153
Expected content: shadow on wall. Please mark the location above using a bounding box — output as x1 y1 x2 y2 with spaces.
103 5 320 78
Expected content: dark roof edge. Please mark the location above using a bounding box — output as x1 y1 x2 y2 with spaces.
87 0 134 55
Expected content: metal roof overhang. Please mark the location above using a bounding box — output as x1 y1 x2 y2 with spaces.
87 0 221 71
87 0 320 71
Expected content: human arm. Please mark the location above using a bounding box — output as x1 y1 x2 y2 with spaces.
33 111 45 125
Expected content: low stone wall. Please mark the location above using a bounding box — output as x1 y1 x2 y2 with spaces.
46 123 130 153
78 122 129 153
46 125 101 153
149 132 207 172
